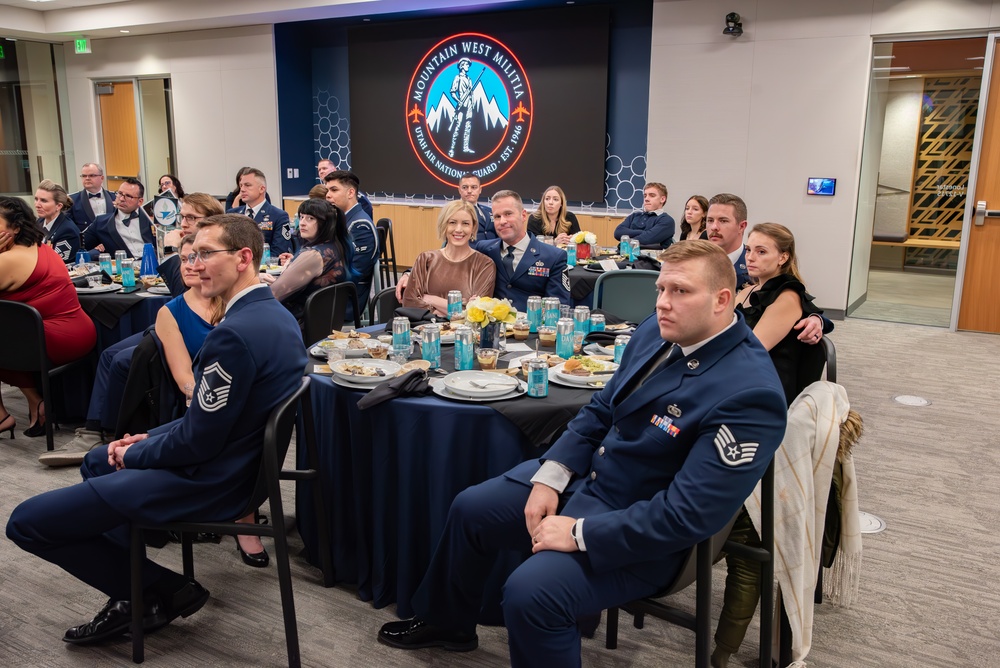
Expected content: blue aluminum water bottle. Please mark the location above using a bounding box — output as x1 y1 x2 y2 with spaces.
392 317 411 354
526 296 542 333
421 324 441 369
261 243 271 269
99 253 113 277
573 306 591 335
542 297 561 327
121 258 136 288
566 242 577 267
614 335 631 364
527 358 549 398
447 290 463 318
590 314 606 332
556 319 575 359
619 235 630 257
454 325 474 371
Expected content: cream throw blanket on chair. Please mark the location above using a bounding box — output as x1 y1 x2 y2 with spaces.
746 380 860 667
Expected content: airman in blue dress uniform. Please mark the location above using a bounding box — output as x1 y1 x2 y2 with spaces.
226 168 292 256
377 240 788 666
7 214 307 646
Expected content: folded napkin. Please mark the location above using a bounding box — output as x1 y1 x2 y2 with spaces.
384 306 440 331
71 276 89 288
356 369 432 409
631 256 661 271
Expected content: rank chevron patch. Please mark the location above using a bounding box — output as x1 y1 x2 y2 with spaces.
197 361 233 413
714 424 759 467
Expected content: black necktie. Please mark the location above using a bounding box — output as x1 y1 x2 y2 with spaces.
503 245 516 276
88 192 102 199
246 206 255 219
122 213 136 227
638 344 683 387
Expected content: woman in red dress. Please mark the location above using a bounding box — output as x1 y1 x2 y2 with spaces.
0 197 96 437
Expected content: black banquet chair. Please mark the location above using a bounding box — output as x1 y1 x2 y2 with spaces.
302 281 361 344
375 218 398 288
0 300 94 451
370 286 402 326
128 376 334 667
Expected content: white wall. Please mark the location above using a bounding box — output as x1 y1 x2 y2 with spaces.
648 0 1000 312
61 25 280 200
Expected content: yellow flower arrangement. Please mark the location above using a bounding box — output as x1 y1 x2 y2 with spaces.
571 230 598 245
465 296 518 327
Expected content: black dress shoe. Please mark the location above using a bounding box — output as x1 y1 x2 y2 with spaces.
235 536 270 568
145 579 210 634
377 618 478 652
63 599 163 645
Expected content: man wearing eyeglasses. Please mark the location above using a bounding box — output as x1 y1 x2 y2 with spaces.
8 214 308 646
83 177 155 260
67 163 116 230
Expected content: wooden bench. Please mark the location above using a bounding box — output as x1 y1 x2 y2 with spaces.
871 238 960 250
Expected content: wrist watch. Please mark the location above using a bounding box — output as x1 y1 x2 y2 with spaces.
163 246 177 255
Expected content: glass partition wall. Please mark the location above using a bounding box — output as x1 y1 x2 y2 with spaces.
849 37 987 327
0 40 69 197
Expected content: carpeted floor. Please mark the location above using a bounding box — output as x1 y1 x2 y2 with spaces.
1 316 998 667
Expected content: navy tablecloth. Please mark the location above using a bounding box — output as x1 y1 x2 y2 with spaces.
295 369 592 619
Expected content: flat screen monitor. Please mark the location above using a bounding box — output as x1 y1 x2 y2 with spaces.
348 5 610 200
807 177 836 196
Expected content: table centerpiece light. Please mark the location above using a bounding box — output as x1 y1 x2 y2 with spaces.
465 296 518 349
571 230 598 260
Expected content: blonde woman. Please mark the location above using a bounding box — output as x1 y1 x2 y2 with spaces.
403 200 496 317
526 185 580 244
35 179 81 263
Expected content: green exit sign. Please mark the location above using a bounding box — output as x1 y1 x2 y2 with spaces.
75 38 91 54
0 44 5 60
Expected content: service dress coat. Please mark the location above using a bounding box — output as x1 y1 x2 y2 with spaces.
227 201 293 256
473 234 570 311
40 213 82 263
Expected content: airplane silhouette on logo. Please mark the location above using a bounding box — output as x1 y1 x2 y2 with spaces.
408 104 424 124
512 101 530 123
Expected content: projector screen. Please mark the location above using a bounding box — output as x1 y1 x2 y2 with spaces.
348 5 610 201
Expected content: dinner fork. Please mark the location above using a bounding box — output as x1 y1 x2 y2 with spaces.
469 380 516 389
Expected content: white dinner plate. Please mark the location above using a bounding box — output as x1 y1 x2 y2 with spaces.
550 360 619 388
312 338 383 359
330 374 379 392
330 359 400 384
75 284 122 294
584 343 615 357
145 285 171 295
430 377 526 402
443 370 520 398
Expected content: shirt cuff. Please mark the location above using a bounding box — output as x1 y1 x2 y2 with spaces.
529 460 573 493
573 518 586 552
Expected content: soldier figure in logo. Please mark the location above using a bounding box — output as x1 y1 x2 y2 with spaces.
449 58 477 158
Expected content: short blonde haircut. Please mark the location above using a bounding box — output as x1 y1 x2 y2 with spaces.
437 199 479 243
658 239 736 294
37 179 71 211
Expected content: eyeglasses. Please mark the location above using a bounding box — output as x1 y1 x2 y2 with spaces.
178 214 205 223
80 173 103 179
115 191 139 202
185 248 240 265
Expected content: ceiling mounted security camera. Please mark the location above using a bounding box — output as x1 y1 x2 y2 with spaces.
723 12 743 37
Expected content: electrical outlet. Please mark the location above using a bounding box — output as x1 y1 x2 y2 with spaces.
293 168 299 178
286 168 294 178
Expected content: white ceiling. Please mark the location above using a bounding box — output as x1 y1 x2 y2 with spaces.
0 0 528 41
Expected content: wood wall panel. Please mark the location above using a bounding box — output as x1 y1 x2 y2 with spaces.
98 81 139 189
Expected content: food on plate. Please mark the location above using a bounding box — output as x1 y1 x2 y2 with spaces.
346 339 368 350
400 360 431 374
336 362 386 377
604 323 630 331
329 330 370 340
563 356 613 377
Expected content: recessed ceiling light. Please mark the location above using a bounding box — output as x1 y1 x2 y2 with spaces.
27 0 57 3
120 29 130 33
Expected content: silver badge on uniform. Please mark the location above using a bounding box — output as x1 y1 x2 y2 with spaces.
667 404 682 417
687 359 699 370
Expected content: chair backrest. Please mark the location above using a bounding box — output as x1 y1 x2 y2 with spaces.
302 281 360 344
820 336 837 383
656 512 740 599
0 301 49 374
239 376 311 519
592 270 660 323
376 218 397 286
370 286 401 325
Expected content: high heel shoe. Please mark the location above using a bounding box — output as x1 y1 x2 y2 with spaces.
23 401 46 438
234 535 269 568
0 413 15 439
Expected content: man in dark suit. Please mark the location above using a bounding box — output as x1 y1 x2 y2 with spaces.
459 173 495 240
706 192 829 342
7 214 308 646
226 167 292 256
83 177 155 260
67 162 116 231
614 181 675 249
324 169 379 316
473 189 569 310
377 241 788 665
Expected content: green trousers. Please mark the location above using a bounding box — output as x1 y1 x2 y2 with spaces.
714 507 761 654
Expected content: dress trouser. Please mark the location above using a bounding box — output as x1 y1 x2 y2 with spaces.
86 331 142 430
6 449 177 601
714 506 762 654
409 475 671 668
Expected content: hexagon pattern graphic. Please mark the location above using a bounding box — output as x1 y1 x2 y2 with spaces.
314 90 645 211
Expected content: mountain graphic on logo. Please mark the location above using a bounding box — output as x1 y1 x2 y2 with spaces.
425 82 509 133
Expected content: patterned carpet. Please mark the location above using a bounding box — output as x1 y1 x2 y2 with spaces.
1 316 998 667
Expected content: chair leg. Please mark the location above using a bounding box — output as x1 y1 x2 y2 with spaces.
695 540 713 668
605 607 619 650
270 503 301 668
130 525 145 664
182 532 194 579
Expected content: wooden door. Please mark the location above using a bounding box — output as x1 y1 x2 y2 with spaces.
97 81 140 192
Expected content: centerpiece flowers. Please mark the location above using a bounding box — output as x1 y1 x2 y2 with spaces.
466 296 518 349
571 230 598 260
